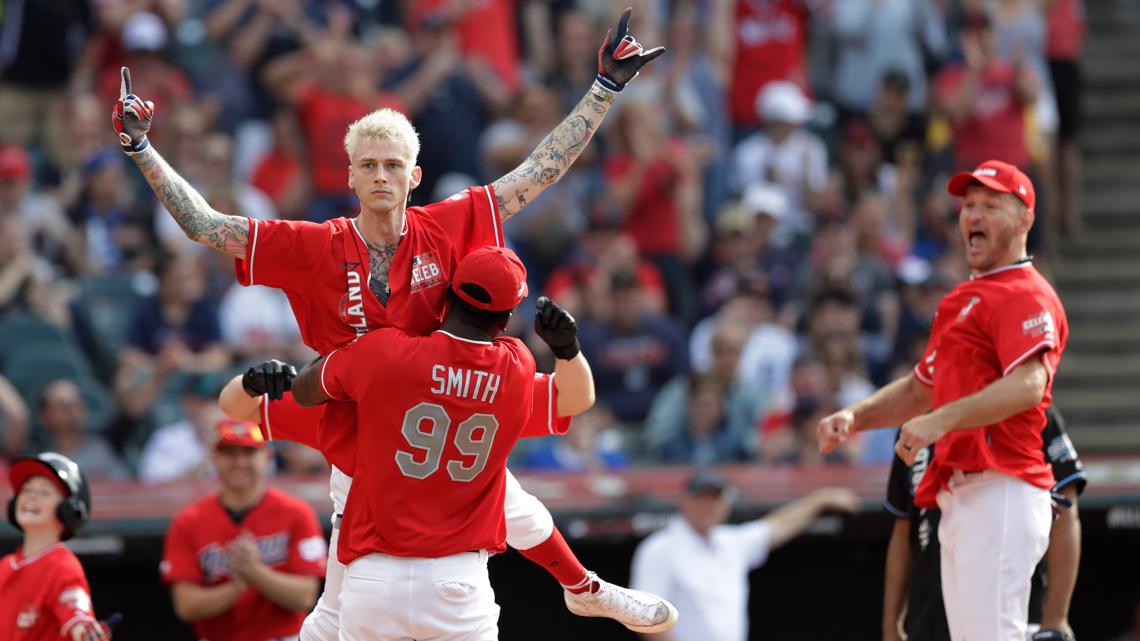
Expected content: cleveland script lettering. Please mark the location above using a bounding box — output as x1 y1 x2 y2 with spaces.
430 365 501 403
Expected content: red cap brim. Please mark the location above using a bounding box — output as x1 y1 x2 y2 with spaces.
10 460 70 497
947 172 1013 198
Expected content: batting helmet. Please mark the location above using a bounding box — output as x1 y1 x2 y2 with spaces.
7 452 91 540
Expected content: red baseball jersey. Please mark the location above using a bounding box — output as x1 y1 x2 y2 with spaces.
235 185 505 475
257 374 570 477
0 545 97 641
728 0 811 126
912 262 1068 508
160 488 328 641
319 328 541 562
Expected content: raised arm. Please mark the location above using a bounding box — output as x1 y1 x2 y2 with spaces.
533 296 595 416
114 67 250 257
491 8 664 220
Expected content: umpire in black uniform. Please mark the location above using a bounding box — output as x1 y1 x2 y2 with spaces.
881 405 1086 641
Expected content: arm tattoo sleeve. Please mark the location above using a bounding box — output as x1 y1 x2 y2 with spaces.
491 84 615 220
132 147 249 257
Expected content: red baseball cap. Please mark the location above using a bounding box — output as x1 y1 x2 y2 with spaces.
947 160 1036 210
214 418 267 449
0 145 31 180
451 246 528 312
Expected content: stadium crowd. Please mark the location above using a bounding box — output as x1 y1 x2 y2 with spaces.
0 0 1085 479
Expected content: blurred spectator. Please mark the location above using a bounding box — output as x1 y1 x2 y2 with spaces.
95 12 193 146
544 220 667 323
631 470 859 641
1046 0 1086 236
218 282 313 363
830 0 945 119
407 0 523 91
249 110 311 220
539 8 599 113
892 256 950 364
911 184 959 262
263 38 404 220
69 150 154 275
759 352 828 433
720 0 814 134
386 13 510 203
0 216 68 323
202 0 327 127
648 321 764 460
817 328 875 412
521 403 630 473
137 374 226 484
692 279 798 409
933 10 1038 171
160 418 323 641
762 393 845 465
658 5 731 220
0 145 79 270
36 379 129 480
113 253 229 422
867 70 928 168
729 81 827 238
652 374 751 464
604 96 707 325
578 269 688 425
44 93 120 212
850 189 909 269
0 374 30 460
0 0 98 146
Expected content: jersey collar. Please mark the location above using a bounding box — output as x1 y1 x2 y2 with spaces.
435 330 493 345
970 259 1033 280
9 543 64 569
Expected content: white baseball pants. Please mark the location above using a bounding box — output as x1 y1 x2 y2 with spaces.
937 470 1052 641
339 550 499 641
300 523 345 641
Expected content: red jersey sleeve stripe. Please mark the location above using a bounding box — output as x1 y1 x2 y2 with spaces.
319 351 342 400
248 217 261 285
913 363 934 386
60 614 98 637
1003 339 1056 376
261 396 273 441
547 373 555 434
483 185 503 247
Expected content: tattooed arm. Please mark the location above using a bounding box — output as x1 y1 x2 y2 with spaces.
131 146 250 257
491 83 615 221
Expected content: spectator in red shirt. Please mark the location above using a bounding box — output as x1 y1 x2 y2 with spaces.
249 110 311 221
406 0 523 92
717 0 814 135
934 11 1038 172
263 39 405 221
604 97 707 326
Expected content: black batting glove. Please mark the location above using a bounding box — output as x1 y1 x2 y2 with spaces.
242 359 297 400
594 7 666 93
534 296 580 360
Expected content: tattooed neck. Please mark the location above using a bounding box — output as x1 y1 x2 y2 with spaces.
363 237 399 304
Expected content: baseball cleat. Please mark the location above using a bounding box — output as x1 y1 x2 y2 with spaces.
563 571 678 633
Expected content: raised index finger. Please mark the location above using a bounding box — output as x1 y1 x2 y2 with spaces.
120 67 132 100
616 7 632 40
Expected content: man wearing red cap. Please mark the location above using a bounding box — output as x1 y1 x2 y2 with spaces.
816 160 1068 640
286 246 676 640
161 419 327 641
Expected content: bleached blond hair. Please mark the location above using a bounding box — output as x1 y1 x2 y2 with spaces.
343 108 420 164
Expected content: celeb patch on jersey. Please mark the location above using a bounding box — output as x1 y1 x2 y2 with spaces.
410 251 445 293
1021 311 1055 339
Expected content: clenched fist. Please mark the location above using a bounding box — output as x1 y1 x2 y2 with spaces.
817 409 855 454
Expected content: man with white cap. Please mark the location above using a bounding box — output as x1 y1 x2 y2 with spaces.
729 81 827 234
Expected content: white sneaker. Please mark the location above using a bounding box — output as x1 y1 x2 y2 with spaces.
563 572 679 633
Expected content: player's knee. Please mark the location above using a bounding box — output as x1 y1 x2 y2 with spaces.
504 501 554 550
